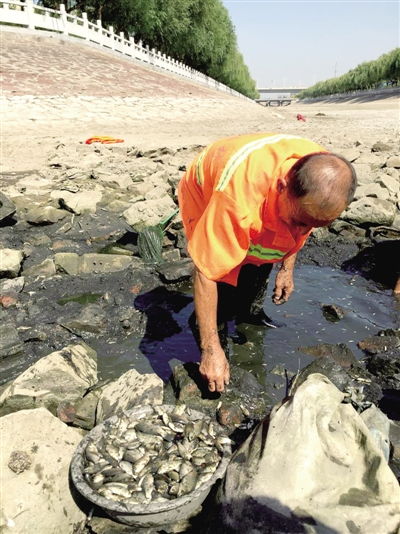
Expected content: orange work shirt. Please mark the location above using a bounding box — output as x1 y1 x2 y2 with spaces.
178 133 326 286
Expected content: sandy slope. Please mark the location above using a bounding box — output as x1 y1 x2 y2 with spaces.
1 28 399 172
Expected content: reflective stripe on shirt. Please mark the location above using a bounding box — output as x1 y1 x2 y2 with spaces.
247 243 287 261
215 134 301 192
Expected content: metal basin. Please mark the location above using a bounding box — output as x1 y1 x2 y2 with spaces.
70 404 232 527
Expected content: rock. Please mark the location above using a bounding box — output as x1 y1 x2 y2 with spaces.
217 403 245 427
358 334 400 355
218 374 400 534
372 141 393 152
106 199 131 213
123 196 177 228
25 206 68 225
16 174 53 195
0 248 24 278
96 368 164 423
50 189 102 214
342 197 396 226
386 155 400 168
352 162 374 185
298 342 357 368
354 183 391 202
321 304 346 322
162 249 181 262
377 175 400 195
0 343 97 416
55 252 139 275
0 323 24 359
62 304 106 334
0 295 17 308
0 276 25 295
167 363 271 427
0 408 86 533
360 405 391 461
0 192 16 222
292 356 382 406
365 351 400 390
340 148 360 162
145 184 170 201
98 173 133 189
156 258 193 283
22 258 56 278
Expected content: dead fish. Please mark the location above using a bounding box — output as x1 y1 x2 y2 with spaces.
178 470 198 496
85 442 101 463
132 453 151 475
157 458 182 474
141 473 154 500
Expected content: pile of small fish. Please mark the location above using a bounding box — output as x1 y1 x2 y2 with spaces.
82 404 231 506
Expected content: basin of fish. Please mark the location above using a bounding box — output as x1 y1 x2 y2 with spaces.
70 404 232 526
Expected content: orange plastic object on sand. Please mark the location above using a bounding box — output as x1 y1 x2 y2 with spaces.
85 136 124 144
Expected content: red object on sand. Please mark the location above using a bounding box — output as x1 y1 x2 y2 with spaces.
296 114 306 122
85 136 124 144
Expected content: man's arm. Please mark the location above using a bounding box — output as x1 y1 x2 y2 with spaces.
272 253 297 304
193 267 230 393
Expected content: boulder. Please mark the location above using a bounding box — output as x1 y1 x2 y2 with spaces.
0 408 86 533
51 189 102 214
342 197 396 226
386 155 400 168
25 206 68 225
123 196 177 228
340 148 360 162
62 304 107 334
377 175 400 195
218 374 400 534
298 342 357 368
0 248 24 278
354 183 391 202
55 253 140 275
0 192 16 222
321 304 346 322
372 141 393 152
22 258 56 278
352 162 375 185
96 368 164 423
0 323 24 359
0 343 97 416
156 258 193 283
0 277 25 295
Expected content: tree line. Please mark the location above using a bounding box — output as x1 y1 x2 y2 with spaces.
38 0 258 98
298 48 400 99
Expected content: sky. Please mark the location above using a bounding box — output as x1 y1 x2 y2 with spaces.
222 0 399 89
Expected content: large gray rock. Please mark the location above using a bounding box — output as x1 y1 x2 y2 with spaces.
0 343 97 415
352 162 375 185
0 192 16 222
0 248 24 278
50 189 102 214
340 148 360 162
96 368 163 424
54 252 140 275
25 206 68 224
22 258 56 278
62 304 106 334
342 197 397 226
0 408 86 533
218 374 400 534
378 174 400 195
0 323 24 359
0 277 25 295
123 196 177 228
354 183 391 202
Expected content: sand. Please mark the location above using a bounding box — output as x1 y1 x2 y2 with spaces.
1 28 399 173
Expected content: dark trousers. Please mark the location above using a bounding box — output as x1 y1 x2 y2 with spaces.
190 263 273 354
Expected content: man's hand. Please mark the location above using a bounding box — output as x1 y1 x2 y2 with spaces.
272 266 294 305
199 346 230 393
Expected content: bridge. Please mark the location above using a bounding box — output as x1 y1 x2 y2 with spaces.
256 87 306 106
257 87 306 94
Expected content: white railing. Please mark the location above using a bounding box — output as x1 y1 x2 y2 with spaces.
0 0 254 102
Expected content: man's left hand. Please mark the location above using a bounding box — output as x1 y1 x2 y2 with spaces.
272 268 294 305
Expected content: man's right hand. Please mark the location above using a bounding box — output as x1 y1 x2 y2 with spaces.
199 346 230 393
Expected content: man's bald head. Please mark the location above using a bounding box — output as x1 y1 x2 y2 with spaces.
288 153 357 215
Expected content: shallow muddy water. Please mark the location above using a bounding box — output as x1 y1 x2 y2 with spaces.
92 265 398 402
